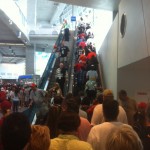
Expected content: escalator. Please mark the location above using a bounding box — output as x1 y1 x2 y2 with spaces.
23 31 64 124
72 27 104 97
23 28 76 124
45 30 75 95
38 29 75 95
38 31 64 90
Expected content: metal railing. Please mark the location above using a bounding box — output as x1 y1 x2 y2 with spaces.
38 31 64 90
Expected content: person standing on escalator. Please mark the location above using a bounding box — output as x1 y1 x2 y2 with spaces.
62 19 70 41
55 63 68 96
59 41 70 65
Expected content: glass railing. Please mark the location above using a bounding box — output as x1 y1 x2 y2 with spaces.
38 31 64 90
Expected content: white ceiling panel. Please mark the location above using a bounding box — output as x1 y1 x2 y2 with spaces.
49 0 120 11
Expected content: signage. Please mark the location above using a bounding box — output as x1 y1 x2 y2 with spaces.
71 16 76 22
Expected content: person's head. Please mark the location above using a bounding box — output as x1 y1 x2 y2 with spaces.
30 83 37 91
133 111 146 126
106 125 143 150
138 102 147 113
1 112 31 150
59 63 64 69
27 125 50 150
119 90 127 101
65 92 73 100
96 93 103 104
65 98 79 114
103 100 119 122
57 111 80 133
80 17 83 21
54 96 63 105
103 89 114 101
90 64 95 70
0 100 11 115
14 86 20 96
54 82 60 90
63 19 67 24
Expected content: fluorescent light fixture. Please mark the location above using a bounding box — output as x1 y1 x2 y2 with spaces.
0 43 25 46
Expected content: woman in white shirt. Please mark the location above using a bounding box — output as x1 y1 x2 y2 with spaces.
11 86 20 112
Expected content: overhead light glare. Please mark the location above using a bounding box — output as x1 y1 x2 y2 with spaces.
0 43 25 46
9 19 12 25
18 31 22 38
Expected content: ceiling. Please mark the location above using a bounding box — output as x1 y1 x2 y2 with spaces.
49 0 121 11
0 0 120 64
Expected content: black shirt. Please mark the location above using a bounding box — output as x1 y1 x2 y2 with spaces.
60 46 69 57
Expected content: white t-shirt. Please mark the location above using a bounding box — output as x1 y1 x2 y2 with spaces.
87 122 132 150
11 91 19 101
91 104 128 126
30 89 46 106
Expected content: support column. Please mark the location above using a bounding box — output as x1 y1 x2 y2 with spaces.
25 44 36 74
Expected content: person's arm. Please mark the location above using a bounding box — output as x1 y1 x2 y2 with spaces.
55 68 59 79
86 71 89 79
91 105 103 126
28 91 33 107
66 46 70 56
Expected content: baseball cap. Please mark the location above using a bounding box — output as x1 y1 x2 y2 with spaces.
30 83 37 88
138 102 147 109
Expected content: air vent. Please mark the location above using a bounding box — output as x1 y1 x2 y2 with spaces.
120 13 127 38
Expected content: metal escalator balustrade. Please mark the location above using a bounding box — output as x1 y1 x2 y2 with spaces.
38 31 64 90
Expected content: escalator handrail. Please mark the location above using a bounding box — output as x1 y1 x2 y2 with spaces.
38 30 64 89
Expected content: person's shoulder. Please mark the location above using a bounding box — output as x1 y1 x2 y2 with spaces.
91 122 106 130
119 105 125 111
121 123 133 130
94 104 102 111
129 97 137 104
68 139 93 150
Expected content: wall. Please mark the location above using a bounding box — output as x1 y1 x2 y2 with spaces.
117 0 150 100
98 14 118 99
142 0 150 56
118 57 150 102
98 0 150 101
0 63 25 79
118 0 148 68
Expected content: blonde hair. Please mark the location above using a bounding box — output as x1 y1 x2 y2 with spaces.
103 89 114 101
106 125 143 150
27 125 50 150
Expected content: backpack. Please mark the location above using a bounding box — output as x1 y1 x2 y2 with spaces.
85 80 96 91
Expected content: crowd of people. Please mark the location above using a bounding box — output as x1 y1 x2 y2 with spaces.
0 87 150 150
0 18 150 150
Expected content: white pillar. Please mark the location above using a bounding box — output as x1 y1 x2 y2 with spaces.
25 44 36 74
